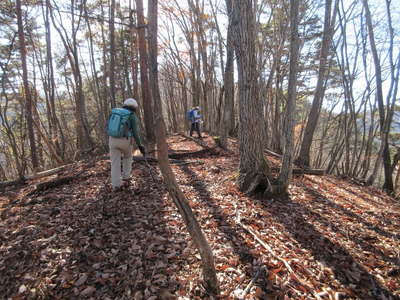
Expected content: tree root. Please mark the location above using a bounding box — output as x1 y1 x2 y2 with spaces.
239 171 292 198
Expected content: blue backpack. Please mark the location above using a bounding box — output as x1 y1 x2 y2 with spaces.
187 109 195 122
107 108 133 138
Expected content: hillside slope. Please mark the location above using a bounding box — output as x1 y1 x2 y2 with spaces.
1 135 399 299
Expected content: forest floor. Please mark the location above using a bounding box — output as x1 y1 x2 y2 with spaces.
1 134 400 300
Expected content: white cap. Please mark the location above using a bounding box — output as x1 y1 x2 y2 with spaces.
123 98 138 108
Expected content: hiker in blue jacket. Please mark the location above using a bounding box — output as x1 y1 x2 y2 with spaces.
107 98 145 191
188 106 202 138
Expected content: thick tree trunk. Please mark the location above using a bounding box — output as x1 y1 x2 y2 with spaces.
136 0 156 144
232 1 272 195
16 0 39 172
147 0 219 294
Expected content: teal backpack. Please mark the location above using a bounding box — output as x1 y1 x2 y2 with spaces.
186 109 195 122
107 108 133 138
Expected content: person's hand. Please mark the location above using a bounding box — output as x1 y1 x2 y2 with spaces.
138 145 146 156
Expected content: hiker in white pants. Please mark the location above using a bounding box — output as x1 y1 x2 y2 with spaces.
108 98 145 191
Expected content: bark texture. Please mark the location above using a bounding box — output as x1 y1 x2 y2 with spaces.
136 0 156 144
232 1 271 195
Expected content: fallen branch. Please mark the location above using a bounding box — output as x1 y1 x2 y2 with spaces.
241 265 266 298
179 134 220 155
168 148 213 159
238 222 314 291
271 167 325 176
265 149 282 158
131 156 202 165
135 149 212 159
264 150 325 175
98 154 203 165
0 178 26 189
26 170 86 196
34 164 74 178
0 163 73 189
147 149 215 159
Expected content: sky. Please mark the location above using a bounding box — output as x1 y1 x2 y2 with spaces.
1 0 399 111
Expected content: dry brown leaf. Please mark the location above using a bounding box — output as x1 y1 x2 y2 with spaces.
80 286 96 296
74 274 88 286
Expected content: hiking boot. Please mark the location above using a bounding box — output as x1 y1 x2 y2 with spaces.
112 185 124 192
122 178 131 187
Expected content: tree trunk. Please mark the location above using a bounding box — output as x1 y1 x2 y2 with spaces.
16 0 39 172
147 0 219 294
296 0 335 168
43 0 62 159
219 0 235 149
362 0 393 192
129 6 140 99
99 0 110 120
71 11 93 153
0 71 26 178
277 0 300 193
136 0 156 144
83 0 107 146
232 1 272 195
109 0 117 108
50 1 93 154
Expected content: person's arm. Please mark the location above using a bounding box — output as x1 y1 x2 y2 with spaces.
130 114 143 147
130 114 146 155
194 110 201 121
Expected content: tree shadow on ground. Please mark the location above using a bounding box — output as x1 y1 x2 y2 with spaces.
254 190 398 299
305 177 400 242
179 164 274 296
322 176 397 209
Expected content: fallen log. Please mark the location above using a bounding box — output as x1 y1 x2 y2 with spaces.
168 148 213 159
26 170 86 196
0 178 26 189
131 156 203 165
147 148 213 159
264 149 325 175
0 163 73 190
179 134 220 155
34 164 74 178
264 149 283 158
271 167 325 176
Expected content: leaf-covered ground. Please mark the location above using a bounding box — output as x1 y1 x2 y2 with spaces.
1 135 399 299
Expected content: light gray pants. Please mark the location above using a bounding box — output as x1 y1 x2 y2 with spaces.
109 136 133 188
